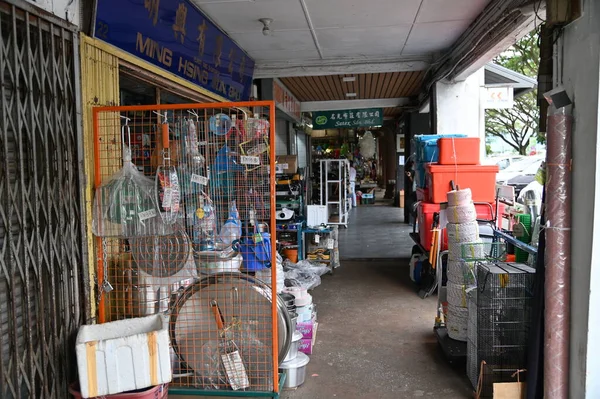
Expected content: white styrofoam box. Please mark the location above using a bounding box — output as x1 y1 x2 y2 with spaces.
307 205 328 227
76 314 172 398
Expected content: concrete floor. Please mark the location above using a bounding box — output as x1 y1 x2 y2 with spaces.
282 205 472 399
339 201 415 260
171 204 472 399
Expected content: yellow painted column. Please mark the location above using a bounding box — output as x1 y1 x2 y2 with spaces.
80 34 120 321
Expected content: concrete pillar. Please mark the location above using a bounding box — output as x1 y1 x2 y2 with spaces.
432 68 486 158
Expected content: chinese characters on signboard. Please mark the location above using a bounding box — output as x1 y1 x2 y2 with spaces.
273 79 301 122
312 108 384 129
95 0 255 101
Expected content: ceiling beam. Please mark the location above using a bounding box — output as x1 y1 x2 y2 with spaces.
254 57 431 79
301 98 411 112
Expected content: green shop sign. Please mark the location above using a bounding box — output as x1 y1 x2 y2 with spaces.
312 108 384 129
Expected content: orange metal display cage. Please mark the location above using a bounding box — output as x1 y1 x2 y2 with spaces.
92 101 280 395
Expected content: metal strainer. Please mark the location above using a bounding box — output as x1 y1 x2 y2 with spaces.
131 227 192 277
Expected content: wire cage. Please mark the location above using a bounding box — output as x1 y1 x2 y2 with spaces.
92 102 285 395
466 261 535 397
460 241 508 263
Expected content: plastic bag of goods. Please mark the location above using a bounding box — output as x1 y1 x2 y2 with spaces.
92 146 170 237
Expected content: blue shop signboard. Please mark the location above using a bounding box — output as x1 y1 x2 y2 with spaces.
95 0 255 101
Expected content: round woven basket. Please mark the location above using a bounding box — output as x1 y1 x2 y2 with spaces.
447 222 479 244
447 303 469 341
447 188 472 207
446 203 477 224
447 259 476 285
447 281 469 308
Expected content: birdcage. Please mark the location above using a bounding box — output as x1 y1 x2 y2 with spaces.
466 261 535 397
92 102 288 396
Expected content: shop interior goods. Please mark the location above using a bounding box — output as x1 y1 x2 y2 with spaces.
92 103 283 394
319 159 350 227
467 262 535 397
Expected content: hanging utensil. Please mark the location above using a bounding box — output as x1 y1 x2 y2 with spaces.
210 299 249 390
154 111 180 225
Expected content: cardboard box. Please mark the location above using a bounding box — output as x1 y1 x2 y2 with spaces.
296 318 317 339
276 155 298 173
298 322 318 355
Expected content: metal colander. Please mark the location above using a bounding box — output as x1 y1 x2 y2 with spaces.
131 227 192 277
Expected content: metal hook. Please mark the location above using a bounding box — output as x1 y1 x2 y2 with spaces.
119 115 132 147
233 107 247 120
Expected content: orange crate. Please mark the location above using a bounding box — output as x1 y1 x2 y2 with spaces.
426 164 499 203
437 137 481 165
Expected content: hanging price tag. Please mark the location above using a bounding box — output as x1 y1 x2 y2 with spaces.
513 222 526 237
191 174 209 185
162 188 172 208
241 155 260 165
326 238 334 250
314 234 320 244
253 233 263 243
138 209 157 221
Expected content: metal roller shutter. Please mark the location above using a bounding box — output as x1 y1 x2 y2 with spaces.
297 130 308 169
275 118 288 155
0 2 86 398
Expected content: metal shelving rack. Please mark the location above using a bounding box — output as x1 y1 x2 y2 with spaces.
319 159 349 228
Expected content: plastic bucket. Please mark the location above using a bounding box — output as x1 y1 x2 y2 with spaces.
283 247 298 263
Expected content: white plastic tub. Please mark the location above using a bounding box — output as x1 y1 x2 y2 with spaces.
75 314 172 398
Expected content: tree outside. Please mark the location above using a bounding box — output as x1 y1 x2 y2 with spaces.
486 31 541 155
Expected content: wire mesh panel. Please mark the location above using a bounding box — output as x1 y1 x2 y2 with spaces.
92 102 283 394
467 261 535 397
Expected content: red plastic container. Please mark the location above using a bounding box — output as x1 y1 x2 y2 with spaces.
417 202 504 251
426 164 499 204
437 137 481 165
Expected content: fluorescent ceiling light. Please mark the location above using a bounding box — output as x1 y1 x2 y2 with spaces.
346 92 357 97
342 76 356 82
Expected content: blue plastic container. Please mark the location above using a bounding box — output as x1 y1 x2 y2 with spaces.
412 134 467 187
413 134 467 164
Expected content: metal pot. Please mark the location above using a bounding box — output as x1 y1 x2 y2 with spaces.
195 253 243 274
279 352 310 388
289 313 298 332
284 331 303 362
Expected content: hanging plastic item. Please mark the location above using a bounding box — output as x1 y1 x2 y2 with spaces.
219 200 242 245
359 131 376 159
185 191 217 252
211 145 243 192
234 225 272 272
154 112 181 225
183 116 205 165
92 119 170 237
209 113 232 136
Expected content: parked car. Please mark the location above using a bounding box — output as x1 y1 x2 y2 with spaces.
483 155 525 171
496 156 543 185
504 159 544 196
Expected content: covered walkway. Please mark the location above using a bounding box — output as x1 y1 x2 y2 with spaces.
284 204 471 399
